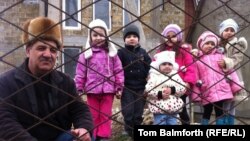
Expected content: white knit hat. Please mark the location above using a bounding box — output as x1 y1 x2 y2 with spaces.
84 19 117 59
219 18 239 35
152 51 179 71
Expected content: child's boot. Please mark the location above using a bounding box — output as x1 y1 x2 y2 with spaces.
201 119 209 125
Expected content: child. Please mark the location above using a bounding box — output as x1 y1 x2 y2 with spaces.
145 51 186 125
194 31 238 125
118 24 151 137
74 19 124 140
218 18 248 125
157 24 196 125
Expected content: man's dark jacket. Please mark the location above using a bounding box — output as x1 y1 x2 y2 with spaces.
0 59 93 141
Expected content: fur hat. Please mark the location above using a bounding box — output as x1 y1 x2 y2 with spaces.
161 24 183 42
84 19 117 59
219 18 239 35
22 17 62 49
123 24 140 41
152 51 179 71
197 31 219 49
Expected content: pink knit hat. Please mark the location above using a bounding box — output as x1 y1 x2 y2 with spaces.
197 31 219 49
161 24 183 42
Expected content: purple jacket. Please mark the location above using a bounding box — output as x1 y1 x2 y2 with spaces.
193 51 234 105
75 47 124 94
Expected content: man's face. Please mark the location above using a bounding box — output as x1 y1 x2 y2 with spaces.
26 40 58 76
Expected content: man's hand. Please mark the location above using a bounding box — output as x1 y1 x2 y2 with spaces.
71 128 91 141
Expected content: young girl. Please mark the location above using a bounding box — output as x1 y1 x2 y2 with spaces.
218 18 248 125
146 51 186 125
194 31 237 125
74 19 124 140
157 24 196 125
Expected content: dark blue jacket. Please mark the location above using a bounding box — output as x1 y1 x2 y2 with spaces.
118 44 152 90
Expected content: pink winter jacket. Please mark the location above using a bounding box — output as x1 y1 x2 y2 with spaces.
192 51 234 105
75 47 124 94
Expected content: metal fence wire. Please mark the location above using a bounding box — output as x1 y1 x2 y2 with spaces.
0 0 250 140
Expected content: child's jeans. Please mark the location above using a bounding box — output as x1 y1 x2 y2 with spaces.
153 114 178 125
55 132 75 141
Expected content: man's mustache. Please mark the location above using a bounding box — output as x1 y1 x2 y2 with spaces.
40 57 53 62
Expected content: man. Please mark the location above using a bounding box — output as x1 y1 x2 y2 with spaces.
0 17 93 141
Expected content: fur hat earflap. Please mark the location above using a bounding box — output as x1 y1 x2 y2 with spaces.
84 19 117 59
153 51 179 71
22 17 62 49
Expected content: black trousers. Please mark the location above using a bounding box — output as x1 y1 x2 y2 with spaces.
203 101 224 120
121 88 145 135
179 95 190 125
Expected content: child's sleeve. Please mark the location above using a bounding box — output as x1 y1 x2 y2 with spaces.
113 55 124 92
190 62 202 102
74 54 87 92
224 37 248 70
181 50 197 86
145 74 160 99
143 50 152 75
172 74 186 97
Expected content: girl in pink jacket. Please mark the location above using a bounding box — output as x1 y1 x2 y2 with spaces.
74 19 124 140
193 31 240 125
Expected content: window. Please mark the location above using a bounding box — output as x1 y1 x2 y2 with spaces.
62 47 81 78
62 0 81 30
93 0 111 30
123 0 140 26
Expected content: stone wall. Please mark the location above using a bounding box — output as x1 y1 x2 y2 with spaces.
0 0 39 74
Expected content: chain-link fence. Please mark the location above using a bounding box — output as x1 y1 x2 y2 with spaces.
0 0 250 140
